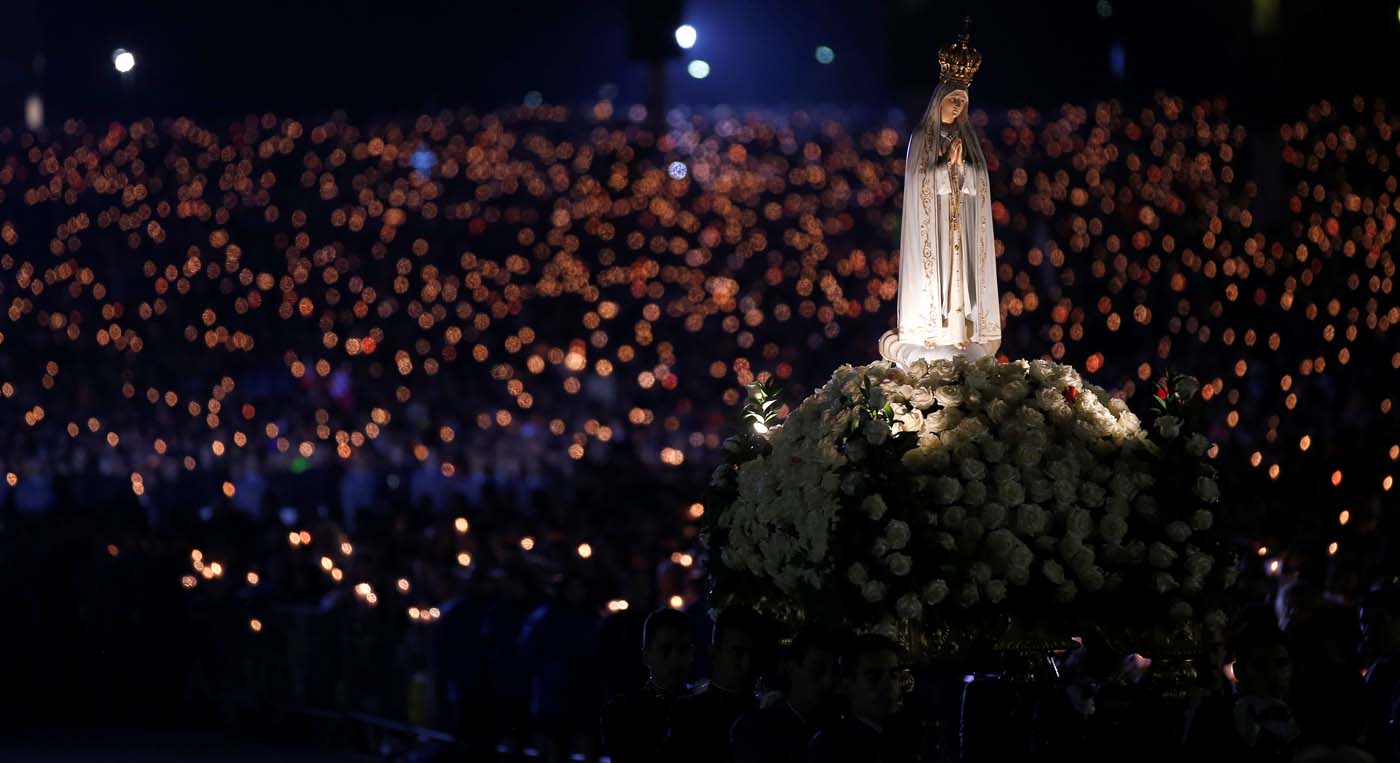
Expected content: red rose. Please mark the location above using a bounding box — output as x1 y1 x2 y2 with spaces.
1155 384 1169 400
1064 386 1079 403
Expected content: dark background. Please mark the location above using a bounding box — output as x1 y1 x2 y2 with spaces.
0 0 1396 124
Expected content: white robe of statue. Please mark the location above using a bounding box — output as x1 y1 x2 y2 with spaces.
880 84 1002 368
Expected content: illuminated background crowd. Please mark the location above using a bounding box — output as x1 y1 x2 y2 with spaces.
0 0 1397 760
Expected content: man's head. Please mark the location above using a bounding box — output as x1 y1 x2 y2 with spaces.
842 634 904 721
710 607 768 692
784 626 841 715
1277 578 1320 632
642 608 694 694
939 89 969 125
1361 587 1400 657
1232 627 1292 699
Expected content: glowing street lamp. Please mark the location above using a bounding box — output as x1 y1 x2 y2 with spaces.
112 48 136 74
674 25 697 50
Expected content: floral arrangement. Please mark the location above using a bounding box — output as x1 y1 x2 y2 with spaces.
704 356 1235 655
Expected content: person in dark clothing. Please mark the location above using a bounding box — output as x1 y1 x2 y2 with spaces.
1187 623 1299 761
601 607 694 763
519 576 601 759
1361 587 1400 763
809 634 912 763
670 607 770 763
1283 581 1367 749
730 625 840 763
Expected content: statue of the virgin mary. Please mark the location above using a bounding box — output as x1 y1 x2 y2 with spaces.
879 23 1001 367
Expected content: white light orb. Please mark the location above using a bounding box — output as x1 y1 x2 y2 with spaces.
675 24 697 49
687 60 710 79
112 49 136 74
667 161 688 179
815 46 835 64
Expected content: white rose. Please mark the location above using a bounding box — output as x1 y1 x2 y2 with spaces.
1205 609 1228 629
1099 515 1128 545
1181 575 1204 595
1191 510 1213 531
985 399 1012 424
924 410 953 434
1149 542 1178 569
1006 566 1031 586
924 579 950 605
1169 600 1194 621
888 553 913 576
985 528 1015 560
981 440 1007 463
1042 560 1067 585
1184 552 1214 579
1046 459 1075 483
1013 504 1049 536
1066 509 1094 538
1079 482 1106 508
1001 380 1030 403
933 476 964 504
959 459 988 482
984 580 1008 603
1027 476 1054 504
934 385 964 406
1008 543 1034 572
963 480 988 507
909 388 935 409
1054 581 1078 602
1014 446 1043 469
1053 480 1078 505
862 580 887 603
970 562 993 584
1165 521 1192 544
941 506 967 530
1194 477 1220 502
872 538 891 557
1152 572 1178 594
1066 546 1096 577
933 532 957 551
896 593 923 620
1109 473 1138 499
865 418 891 445
847 563 869 585
861 494 888 520
1059 534 1084 560
1174 377 1200 400
885 520 911 549
1079 566 1106 592
999 481 1026 506
958 581 981 608
894 409 924 433
1185 434 1210 457
980 503 1008 529
1154 415 1182 439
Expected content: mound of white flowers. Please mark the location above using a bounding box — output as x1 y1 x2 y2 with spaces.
706 355 1233 650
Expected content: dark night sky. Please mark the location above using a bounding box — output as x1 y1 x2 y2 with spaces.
0 0 1396 125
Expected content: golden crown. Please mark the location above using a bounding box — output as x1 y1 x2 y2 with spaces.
938 18 981 88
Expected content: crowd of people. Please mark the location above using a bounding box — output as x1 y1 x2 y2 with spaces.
0 87 1395 760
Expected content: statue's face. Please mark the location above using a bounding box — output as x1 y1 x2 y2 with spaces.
940 90 968 124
